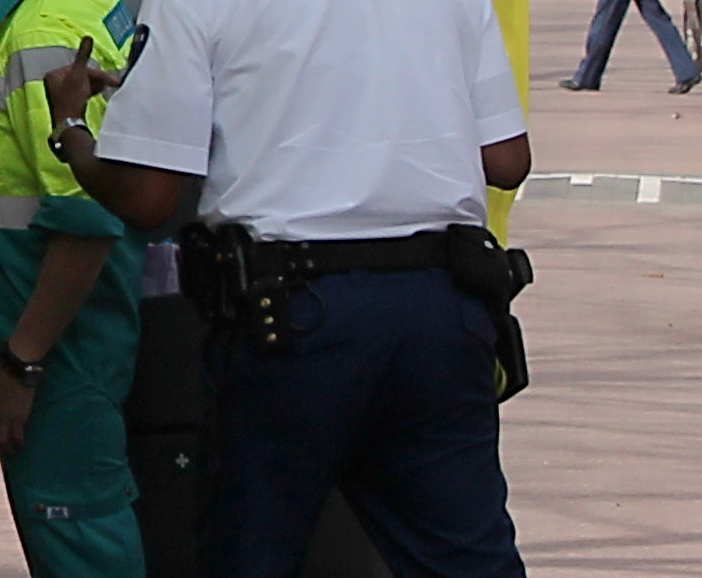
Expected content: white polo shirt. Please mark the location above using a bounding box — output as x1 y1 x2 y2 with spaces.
96 0 526 241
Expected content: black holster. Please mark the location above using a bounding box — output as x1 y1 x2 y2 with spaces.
178 222 292 352
445 225 533 403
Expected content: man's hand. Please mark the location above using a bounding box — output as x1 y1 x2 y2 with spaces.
0 368 36 457
44 36 121 125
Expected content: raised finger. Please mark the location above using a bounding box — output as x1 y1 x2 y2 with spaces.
74 36 94 69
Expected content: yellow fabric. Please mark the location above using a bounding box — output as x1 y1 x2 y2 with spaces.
487 0 529 247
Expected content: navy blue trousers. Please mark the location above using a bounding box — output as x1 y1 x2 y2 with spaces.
211 269 527 578
574 0 698 87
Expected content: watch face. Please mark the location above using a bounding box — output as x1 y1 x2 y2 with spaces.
0 344 44 388
23 366 44 388
47 136 67 162
47 118 90 163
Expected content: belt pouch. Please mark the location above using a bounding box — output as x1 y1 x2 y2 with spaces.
215 225 251 322
446 224 511 305
495 313 529 403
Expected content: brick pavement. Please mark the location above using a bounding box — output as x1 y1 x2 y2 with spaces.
504 200 702 578
0 476 28 577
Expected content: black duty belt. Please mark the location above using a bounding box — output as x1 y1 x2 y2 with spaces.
179 221 532 401
245 231 451 280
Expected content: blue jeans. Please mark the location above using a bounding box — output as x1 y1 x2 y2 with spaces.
211 269 527 578
574 0 699 87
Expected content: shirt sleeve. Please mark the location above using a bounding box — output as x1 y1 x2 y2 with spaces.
4 31 126 238
95 0 213 175
470 0 527 147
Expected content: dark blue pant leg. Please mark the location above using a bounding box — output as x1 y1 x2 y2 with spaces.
636 0 699 82
339 271 526 578
575 0 631 88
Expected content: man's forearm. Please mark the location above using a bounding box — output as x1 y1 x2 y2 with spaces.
9 233 113 361
60 127 186 230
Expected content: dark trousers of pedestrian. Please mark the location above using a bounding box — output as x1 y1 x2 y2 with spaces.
210 268 527 578
574 0 699 88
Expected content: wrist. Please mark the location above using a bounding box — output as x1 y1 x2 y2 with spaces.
52 106 87 125
0 340 45 388
48 117 92 162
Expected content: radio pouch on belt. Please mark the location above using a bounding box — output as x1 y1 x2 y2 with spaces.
178 222 220 323
446 224 512 305
178 223 249 325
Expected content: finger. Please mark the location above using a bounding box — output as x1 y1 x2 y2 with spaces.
74 36 94 69
87 68 121 94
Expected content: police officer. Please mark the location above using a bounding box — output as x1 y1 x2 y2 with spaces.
0 1 146 577
44 0 532 576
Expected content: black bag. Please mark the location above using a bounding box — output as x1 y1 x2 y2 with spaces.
126 294 215 578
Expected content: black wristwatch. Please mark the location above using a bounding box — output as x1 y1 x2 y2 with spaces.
0 340 45 388
47 117 92 162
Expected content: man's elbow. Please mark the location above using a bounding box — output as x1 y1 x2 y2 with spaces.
488 158 531 191
481 133 532 191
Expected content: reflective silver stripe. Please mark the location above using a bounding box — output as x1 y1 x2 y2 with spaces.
0 196 41 230
0 46 102 110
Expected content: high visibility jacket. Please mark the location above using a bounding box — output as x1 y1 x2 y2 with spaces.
0 0 145 405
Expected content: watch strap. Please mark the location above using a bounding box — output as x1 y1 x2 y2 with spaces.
48 117 92 162
0 340 44 388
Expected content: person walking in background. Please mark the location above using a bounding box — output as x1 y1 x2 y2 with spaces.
0 1 147 577
560 0 702 94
